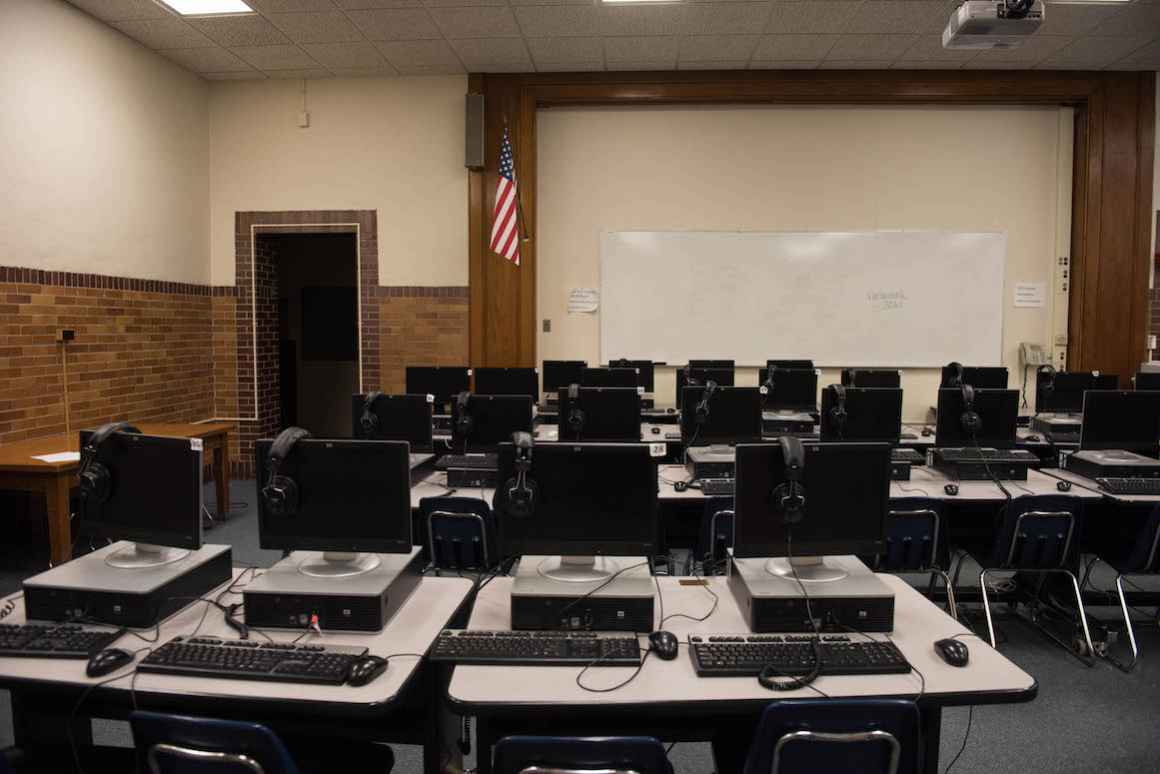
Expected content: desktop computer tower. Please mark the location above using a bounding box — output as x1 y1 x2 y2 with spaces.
1066 449 1160 480
1031 414 1081 442
686 446 736 480
762 411 816 436
510 556 654 632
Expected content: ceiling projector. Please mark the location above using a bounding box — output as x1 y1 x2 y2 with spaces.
943 0 1045 50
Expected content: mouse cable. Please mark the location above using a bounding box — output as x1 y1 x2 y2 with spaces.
68 646 153 774
943 705 974 774
654 563 719 629
576 647 652 694
552 560 651 627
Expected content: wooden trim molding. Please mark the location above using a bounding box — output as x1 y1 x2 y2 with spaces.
468 69 1156 382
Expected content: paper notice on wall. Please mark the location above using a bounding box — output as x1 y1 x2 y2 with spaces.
1014 282 1046 308
568 288 599 315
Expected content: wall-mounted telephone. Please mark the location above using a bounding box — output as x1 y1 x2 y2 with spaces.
1020 342 1052 367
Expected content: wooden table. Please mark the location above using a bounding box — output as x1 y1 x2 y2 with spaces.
0 422 233 566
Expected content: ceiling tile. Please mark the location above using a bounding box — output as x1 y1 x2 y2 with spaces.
390 63 466 73
752 33 838 60
264 68 335 78
1089 3 1160 36
604 35 678 63
599 6 687 36
536 61 605 71
514 7 604 37
160 46 255 73
826 33 916 61
189 15 291 47
844 2 953 35
449 37 532 69
678 34 760 61
765 2 860 34
424 0 507 6
819 60 892 68
967 33 1073 64
609 60 680 71
66 0 172 21
205 71 269 80
1106 38 1160 69
1038 35 1154 68
892 59 966 69
509 0 591 5
231 44 321 69
376 39 464 71
429 7 520 38
330 65 401 76
679 60 750 69
347 8 442 39
680 4 772 34
749 60 818 69
526 37 604 65
267 12 364 43
896 33 976 61
337 0 422 7
964 60 1043 70
1036 4 1126 37
112 18 215 49
301 41 388 67
248 0 341 11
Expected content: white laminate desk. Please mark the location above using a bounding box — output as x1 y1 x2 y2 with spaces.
1041 468 1160 504
894 468 1101 502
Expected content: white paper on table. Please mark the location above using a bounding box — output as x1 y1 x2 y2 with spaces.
32 452 80 463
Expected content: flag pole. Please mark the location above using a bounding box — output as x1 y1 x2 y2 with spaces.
503 115 531 244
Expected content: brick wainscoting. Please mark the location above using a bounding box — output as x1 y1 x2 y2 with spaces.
378 287 470 394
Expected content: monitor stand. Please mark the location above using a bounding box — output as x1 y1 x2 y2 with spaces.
511 555 654 631
536 555 621 583
105 542 191 569
765 555 848 583
298 552 382 578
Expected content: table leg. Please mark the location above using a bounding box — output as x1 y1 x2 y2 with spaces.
44 472 72 566
213 436 231 520
921 706 942 774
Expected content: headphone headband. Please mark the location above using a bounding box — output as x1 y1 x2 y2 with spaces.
947 361 964 387
268 427 311 466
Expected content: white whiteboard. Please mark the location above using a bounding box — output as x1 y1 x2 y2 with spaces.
599 231 1006 368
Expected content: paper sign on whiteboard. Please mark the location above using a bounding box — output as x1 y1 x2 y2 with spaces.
568 288 599 314
1014 282 1046 308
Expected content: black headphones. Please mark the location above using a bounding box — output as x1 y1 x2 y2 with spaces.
959 383 982 436
1038 364 1057 397
695 380 718 426
761 365 777 399
78 422 140 504
566 383 585 437
261 427 311 517
828 384 848 437
360 391 385 437
504 431 538 518
772 436 806 525
454 391 474 439
946 361 965 387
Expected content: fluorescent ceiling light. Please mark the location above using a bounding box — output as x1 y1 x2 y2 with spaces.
158 0 254 14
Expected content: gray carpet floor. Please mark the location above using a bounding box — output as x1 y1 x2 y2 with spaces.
3 481 1160 773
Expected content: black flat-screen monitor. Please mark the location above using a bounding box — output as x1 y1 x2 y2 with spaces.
542 360 587 394
935 388 1019 449
841 369 901 389
351 393 433 450
767 359 814 370
1080 391 1160 455
77 430 202 552
819 387 903 443
452 394 534 451
254 438 412 554
1037 370 1120 414
581 367 638 389
680 386 763 446
406 366 469 411
690 359 734 368
675 367 735 407
1134 372 1160 391
493 442 657 557
764 368 818 411
940 365 1008 389
558 387 642 442
608 359 655 392
733 441 891 558
474 367 539 403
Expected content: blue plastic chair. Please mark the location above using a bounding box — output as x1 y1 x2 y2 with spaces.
876 498 957 619
493 736 673 774
741 700 921 774
130 711 299 774
0 750 10 774
420 495 497 572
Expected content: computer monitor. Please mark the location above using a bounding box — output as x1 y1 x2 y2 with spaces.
558 386 642 441
1037 370 1120 414
474 367 540 403
819 386 903 443
940 364 1008 389
493 441 658 580
935 388 1019 449
542 360 587 395
351 393 433 450
680 385 763 446
1080 390 1160 455
1134 372 1160 391
690 359 734 368
767 359 814 370
840 369 901 389
255 438 412 577
675 367 735 407
406 366 469 412
77 427 203 569
581 367 637 389
451 394 535 451
732 441 891 581
762 367 818 411
608 359 655 392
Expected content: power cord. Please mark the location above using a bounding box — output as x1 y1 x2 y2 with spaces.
758 532 823 692
553 561 651 626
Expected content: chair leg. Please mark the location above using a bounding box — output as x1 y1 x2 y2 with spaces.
1063 570 1096 661
980 568 998 648
935 570 958 621
1114 574 1140 671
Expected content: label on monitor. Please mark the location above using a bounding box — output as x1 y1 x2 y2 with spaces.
426 393 435 403
467 368 473 376
637 386 645 395
190 438 204 452
759 385 769 395
649 442 666 458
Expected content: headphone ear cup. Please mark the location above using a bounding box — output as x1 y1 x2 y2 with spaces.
961 409 981 435
361 410 379 436
263 474 299 517
79 461 112 504
505 476 538 518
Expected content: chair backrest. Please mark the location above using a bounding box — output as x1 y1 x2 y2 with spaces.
741 699 920 774
130 711 298 774
0 751 11 774
493 736 671 774
990 495 1081 570
420 495 497 572
1124 505 1160 574
699 496 735 574
880 498 944 573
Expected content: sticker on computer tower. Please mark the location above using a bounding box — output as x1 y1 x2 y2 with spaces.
190 438 203 452
649 443 666 458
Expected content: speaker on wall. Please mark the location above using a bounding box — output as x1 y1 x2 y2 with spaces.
465 94 485 170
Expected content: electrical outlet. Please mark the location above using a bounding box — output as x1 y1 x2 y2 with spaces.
542 319 551 333
57 329 74 343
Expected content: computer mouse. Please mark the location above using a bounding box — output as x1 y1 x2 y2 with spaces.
673 480 689 493
921 427 934 437
934 638 969 667
1057 480 1072 492
944 483 960 496
648 631 679 661
86 648 134 678
347 656 388 687
650 426 661 435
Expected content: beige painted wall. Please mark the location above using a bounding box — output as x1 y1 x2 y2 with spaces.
0 0 209 284
208 76 468 288
538 105 1073 421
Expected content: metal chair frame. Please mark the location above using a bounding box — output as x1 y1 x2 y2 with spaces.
771 729 901 774
147 743 265 774
884 508 957 620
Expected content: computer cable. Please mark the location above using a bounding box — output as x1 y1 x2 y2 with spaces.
552 560 652 626
895 485 932 497
68 646 152 774
758 532 823 693
943 706 974 774
575 647 652 693
654 563 720 628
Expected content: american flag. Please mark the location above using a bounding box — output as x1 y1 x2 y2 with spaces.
489 128 521 266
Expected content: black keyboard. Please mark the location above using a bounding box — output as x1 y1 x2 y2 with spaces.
688 634 911 677
1049 432 1080 444
1095 477 1160 496
138 636 369 685
429 629 642 667
0 624 122 659
437 453 499 470
891 448 925 465
934 448 1038 464
699 478 735 496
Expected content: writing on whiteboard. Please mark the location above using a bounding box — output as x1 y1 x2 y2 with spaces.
867 290 907 311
